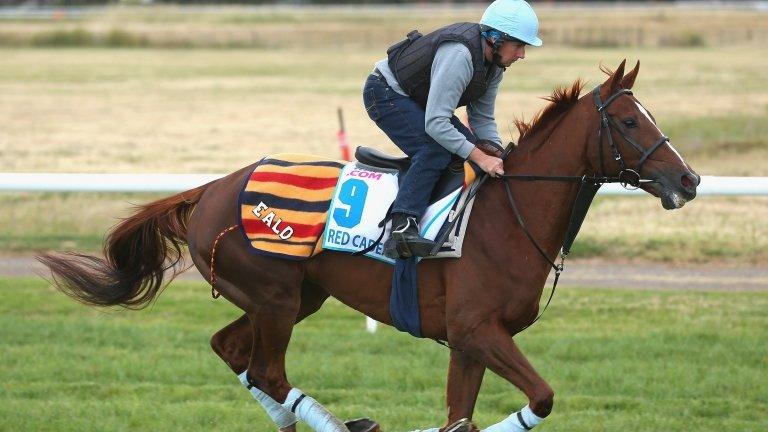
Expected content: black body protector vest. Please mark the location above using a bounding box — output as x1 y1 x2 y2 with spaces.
387 22 498 109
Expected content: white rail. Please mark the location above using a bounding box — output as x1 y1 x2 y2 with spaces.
600 176 768 196
1 173 767 195
3 172 763 335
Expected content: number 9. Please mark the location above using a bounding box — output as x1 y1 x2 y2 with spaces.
332 179 369 228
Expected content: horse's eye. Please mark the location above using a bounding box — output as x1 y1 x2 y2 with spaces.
622 118 638 128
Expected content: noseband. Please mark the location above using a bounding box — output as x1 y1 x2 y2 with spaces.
593 86 670 189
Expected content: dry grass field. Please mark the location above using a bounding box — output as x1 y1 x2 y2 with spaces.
1 5 766 48
0 5 766 262
1 46 765 174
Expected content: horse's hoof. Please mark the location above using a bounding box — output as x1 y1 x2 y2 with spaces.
345 417 381 432
444 418 476 432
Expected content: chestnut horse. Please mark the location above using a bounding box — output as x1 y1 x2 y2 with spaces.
40 60 698 432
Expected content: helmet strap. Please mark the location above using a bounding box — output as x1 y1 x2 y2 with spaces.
485 38 507 70
492 52 506 69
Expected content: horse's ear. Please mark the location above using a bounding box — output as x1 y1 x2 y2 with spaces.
607 59 627 93
620 60 640 89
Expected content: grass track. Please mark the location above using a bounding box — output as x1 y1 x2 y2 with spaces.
1 278 766 431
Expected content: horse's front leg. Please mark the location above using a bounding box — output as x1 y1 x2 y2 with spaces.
445 349 485 429
456 321 554 431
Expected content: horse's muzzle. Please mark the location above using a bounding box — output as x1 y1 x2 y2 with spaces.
642 168 699 210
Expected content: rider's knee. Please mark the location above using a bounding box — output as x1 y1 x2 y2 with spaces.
430 147 453 166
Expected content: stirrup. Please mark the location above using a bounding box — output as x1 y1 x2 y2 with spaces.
383 233 436 259
383 236 410 259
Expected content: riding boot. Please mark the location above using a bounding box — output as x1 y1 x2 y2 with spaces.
383 213 436 259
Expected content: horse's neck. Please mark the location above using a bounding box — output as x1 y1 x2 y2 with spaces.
512 104 593 178
483 104 594 271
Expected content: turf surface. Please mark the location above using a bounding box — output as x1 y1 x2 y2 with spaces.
1 277 766 431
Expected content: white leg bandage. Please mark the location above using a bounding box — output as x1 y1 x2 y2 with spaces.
483 405 544 432
281 388 350 432
237 371 298 429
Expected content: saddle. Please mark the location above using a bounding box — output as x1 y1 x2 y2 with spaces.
356 139 502 197
355 146 478 206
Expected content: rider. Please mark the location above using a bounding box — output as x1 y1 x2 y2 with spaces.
363 0 542 259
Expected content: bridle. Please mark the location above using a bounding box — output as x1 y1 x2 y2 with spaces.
432 84 672 340
592 86 670 189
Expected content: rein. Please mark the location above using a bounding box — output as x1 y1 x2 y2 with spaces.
435 84 671 338
500 84 671 332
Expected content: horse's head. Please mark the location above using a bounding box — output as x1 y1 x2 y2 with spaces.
589 60 699 209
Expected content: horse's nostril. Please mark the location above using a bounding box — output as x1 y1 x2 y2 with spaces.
681 174 696 190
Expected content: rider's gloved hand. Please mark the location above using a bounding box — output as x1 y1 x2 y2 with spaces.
468 146 505 177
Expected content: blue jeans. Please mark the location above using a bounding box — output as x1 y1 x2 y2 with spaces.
362 72 476 218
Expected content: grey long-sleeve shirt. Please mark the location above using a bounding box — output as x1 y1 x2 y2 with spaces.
375 41 503 159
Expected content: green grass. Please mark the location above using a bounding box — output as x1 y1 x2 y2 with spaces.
1 277 766 431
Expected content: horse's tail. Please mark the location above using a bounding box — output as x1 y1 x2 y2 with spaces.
38 182 211 309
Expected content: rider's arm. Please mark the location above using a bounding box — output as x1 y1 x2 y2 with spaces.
424 42 476 160
467 68 503 147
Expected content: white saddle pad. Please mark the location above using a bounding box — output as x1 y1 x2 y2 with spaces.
322 162 475 265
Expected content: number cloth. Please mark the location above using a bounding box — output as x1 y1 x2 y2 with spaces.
323 162 474 265
238 154 345 260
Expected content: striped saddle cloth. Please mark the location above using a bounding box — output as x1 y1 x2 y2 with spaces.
239 153 345 260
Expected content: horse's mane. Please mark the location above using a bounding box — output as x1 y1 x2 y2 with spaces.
514 79 586 143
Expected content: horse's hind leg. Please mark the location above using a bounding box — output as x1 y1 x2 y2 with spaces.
210 314 250 373
244 285 350 432
211 258 348 432
210 281 330 431
211 280 329 374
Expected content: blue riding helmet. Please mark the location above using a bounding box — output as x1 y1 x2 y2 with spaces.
480 0 543 47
